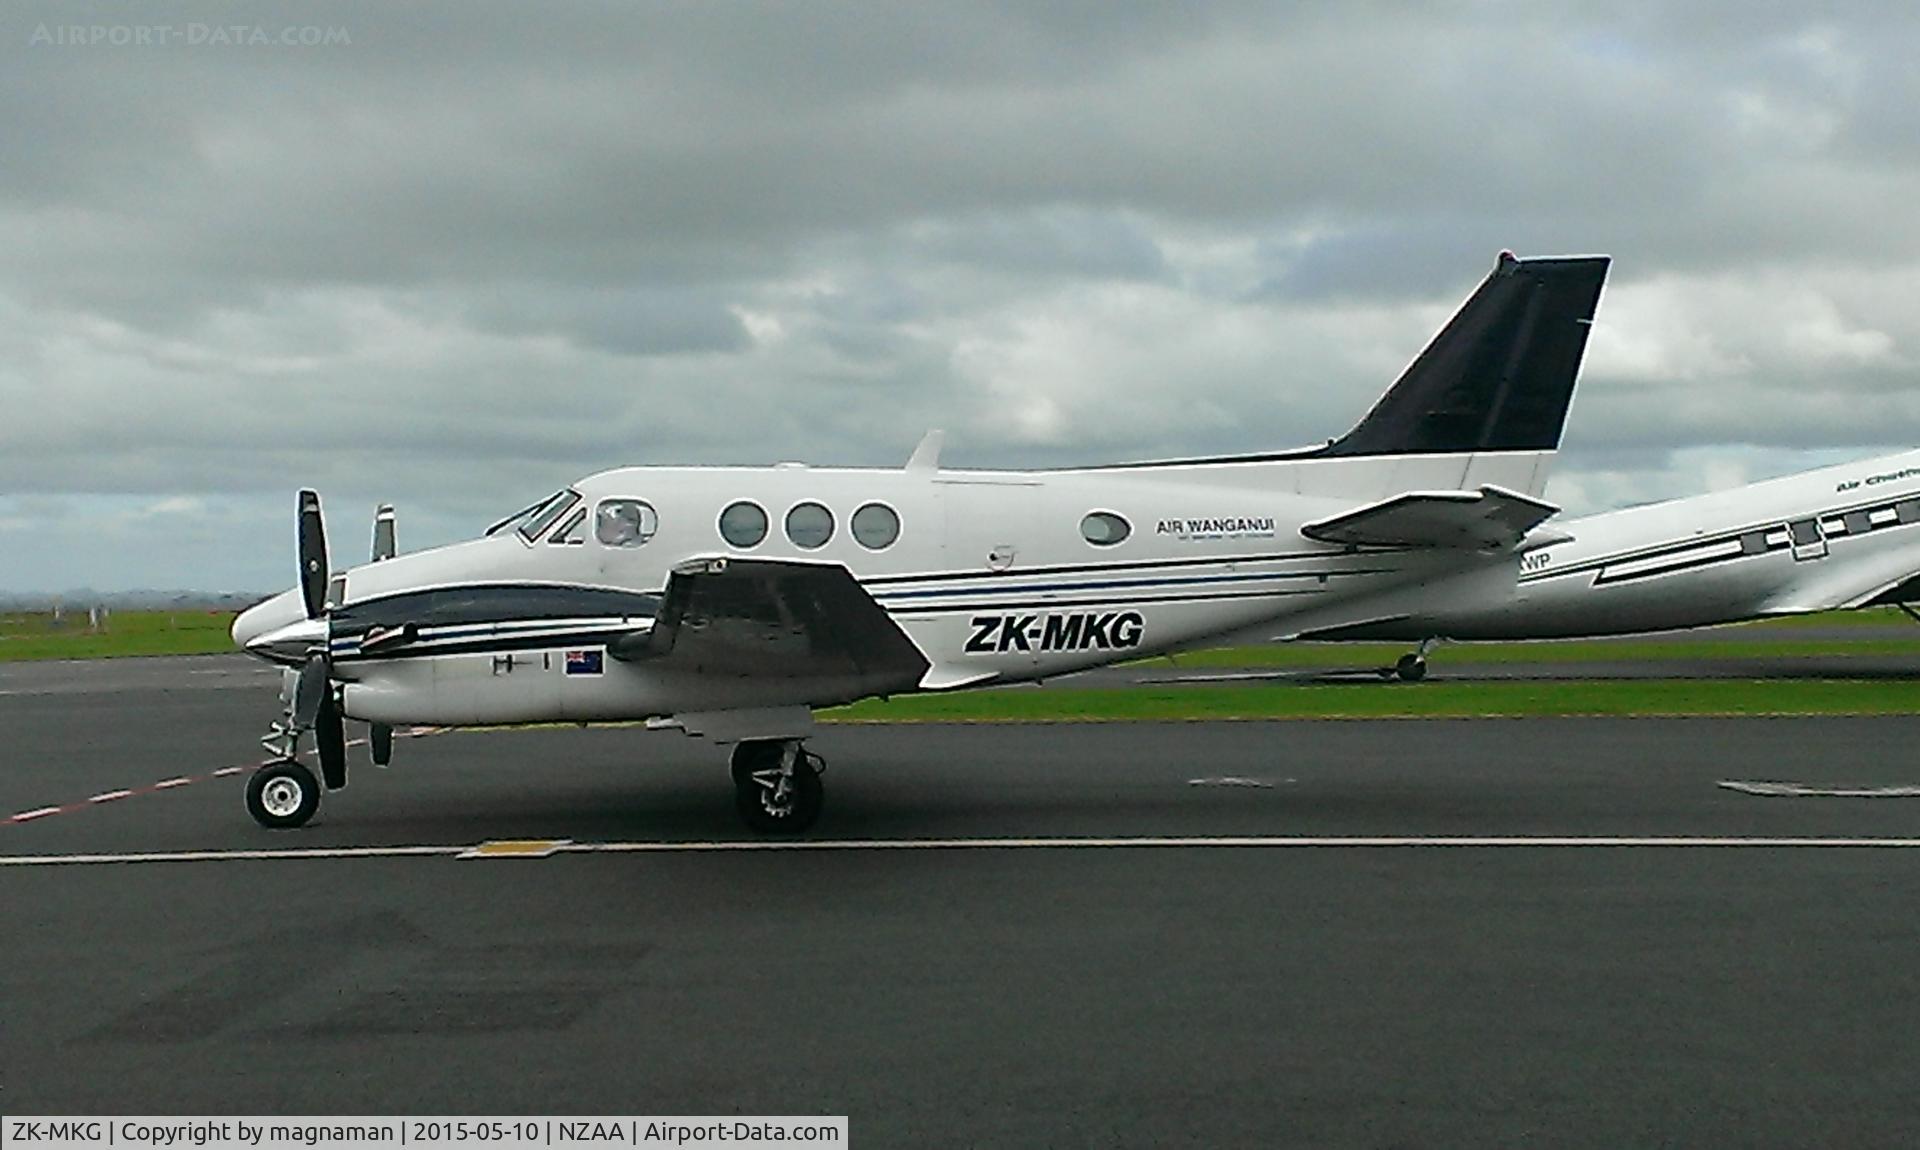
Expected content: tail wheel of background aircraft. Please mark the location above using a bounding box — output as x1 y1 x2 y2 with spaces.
246 759 321 829
1394 653 1428 682
732 740 824 835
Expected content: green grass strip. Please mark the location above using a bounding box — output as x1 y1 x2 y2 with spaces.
823 679 1920 723
0 611 238 661
1153 636 1920 669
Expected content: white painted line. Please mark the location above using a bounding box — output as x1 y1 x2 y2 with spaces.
0 845 461 866
1721 780 1920 798
1187 776 1277 788
88 790 133 803
9 807 62 823
155 777 192 790
580 836 1920 853
212 767 246 777
10 836 1920 867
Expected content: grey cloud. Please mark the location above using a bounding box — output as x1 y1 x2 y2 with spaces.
461 284 750 357
4 2 1920 588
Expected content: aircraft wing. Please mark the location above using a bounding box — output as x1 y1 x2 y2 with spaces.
1302 485 1560 551
609 557 931 687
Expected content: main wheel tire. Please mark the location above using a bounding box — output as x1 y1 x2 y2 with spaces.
735 754 823 835
1395 654 1428 682
730 740 783 789
246 760 321 829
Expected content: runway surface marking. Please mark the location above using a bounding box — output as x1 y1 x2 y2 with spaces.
3 728 445 826
458 838 574 858
11 835 1920 867
8 769 253 825
1720 779 1920 798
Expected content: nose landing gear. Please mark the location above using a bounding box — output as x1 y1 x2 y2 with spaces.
246 759 321 829
730 739 825 834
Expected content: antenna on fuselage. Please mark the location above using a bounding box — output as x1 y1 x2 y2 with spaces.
906 430 944 473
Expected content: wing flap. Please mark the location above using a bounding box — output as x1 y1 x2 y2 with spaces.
1302 485 1560 551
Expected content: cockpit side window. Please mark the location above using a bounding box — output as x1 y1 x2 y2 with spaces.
596 499 659 548
517 489 581 543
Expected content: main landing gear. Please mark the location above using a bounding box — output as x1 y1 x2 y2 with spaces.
731 739 825 834
1381 637 1440 682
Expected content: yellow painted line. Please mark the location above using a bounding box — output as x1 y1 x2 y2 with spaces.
457 838 573 859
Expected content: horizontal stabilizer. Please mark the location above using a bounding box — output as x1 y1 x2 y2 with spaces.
1302 485 1559 551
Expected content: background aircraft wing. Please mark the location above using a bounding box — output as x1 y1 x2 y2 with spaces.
609 557 930 687
1302 485 1560 551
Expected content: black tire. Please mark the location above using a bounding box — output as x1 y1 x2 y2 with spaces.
246 760 321 829
735 751 823 835
1395 654 1428 683
730 740 782 789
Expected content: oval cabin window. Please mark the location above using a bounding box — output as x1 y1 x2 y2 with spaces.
785 502 835 550
1080 511 1131 546
719 501 769 548
851 503 901 550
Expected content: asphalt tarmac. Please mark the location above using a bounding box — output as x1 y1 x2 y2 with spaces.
5 659 1920 1147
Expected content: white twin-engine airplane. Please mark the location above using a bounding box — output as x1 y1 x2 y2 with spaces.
1279 449 1920 668
233 251 1616 833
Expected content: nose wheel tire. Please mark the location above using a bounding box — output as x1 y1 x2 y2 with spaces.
732 741 824 835
246 760 321 829
1394 653 1428 682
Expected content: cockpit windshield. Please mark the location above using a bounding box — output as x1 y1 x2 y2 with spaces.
485 489 581 540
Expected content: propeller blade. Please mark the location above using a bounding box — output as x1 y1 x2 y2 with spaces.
298 489 330 620
370 722 393 767
315 693 347 790
371 503 397 562
291 655 330 729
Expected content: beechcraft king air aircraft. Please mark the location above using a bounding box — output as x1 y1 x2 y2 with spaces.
229 252 1608 833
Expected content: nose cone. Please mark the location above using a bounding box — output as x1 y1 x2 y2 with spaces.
232 588 316 665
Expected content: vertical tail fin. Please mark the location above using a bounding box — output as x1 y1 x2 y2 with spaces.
1319 252 1609 457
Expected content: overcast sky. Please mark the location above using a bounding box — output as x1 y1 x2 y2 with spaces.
3 2 1918 591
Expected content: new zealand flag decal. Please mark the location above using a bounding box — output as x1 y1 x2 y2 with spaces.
565 649 604 676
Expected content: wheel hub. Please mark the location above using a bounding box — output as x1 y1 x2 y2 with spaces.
260 776 305 818
752 769 796 817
